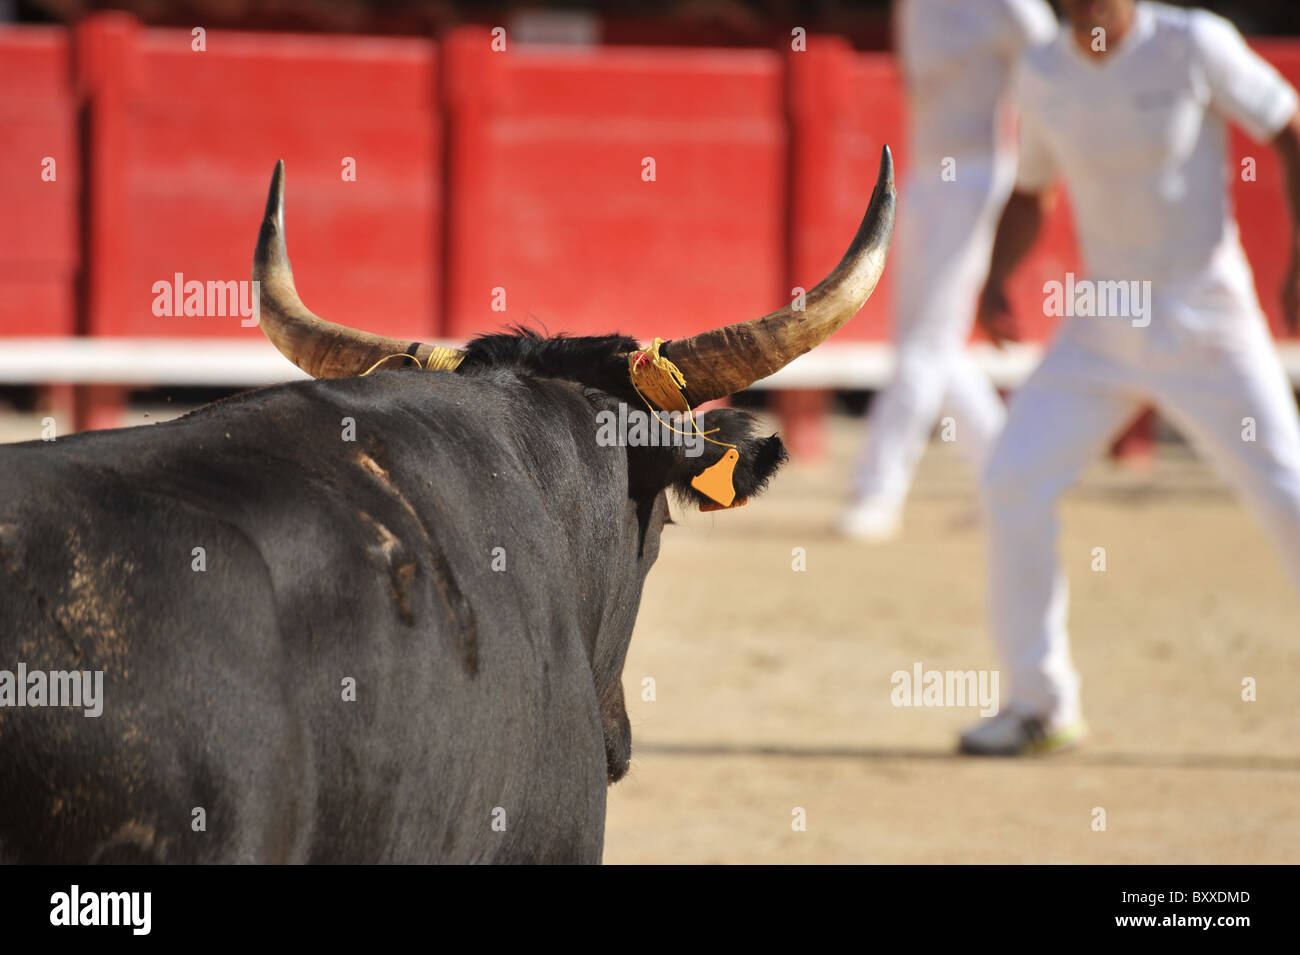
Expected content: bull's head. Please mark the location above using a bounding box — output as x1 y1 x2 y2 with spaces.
251 155 894 783
253 151 893 397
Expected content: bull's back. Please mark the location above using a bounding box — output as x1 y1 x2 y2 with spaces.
0 446 306 862
0 375 612 863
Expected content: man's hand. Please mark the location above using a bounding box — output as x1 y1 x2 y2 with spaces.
1272 113 1300 335
977 281 1021 348
1282 252 1300 335
978 189 1052 346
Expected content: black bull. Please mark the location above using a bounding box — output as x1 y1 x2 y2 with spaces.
0 346 784 863
0 150 892 863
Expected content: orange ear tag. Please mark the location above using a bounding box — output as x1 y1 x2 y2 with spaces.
699 496 747 513
692 448 741 510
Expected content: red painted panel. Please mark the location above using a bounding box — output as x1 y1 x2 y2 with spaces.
788 46 903 345
0 28 79 335
441 31 787 342
4 18 1300 364
91 25 439 340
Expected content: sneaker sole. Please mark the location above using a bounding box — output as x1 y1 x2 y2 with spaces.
957 721 1089 758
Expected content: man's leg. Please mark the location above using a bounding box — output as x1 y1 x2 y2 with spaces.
852 340 960 503
1152 316 1300 593
940 349 1008 478
967 336 1143 753
850 344 1003 523
845 179 1000 538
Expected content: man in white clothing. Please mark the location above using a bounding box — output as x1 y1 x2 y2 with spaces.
962 0 1300 755
841 0 1057 541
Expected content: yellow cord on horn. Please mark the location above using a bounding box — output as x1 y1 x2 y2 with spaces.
360 346 466 377
423 346 466 371
360 353 423 376
627 338 735 450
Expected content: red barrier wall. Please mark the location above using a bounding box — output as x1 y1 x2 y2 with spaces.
441 28 786 339
2 18 1299 354
0 27 79 336
785 40 902 341
76 15 439 340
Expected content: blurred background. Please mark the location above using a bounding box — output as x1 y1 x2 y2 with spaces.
5 0 1300 41
2 0 1299 455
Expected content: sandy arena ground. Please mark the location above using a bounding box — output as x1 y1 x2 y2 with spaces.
605 416 1300 864
3 406 1295 863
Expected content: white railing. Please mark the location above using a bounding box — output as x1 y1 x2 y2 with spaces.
2 338 1300 390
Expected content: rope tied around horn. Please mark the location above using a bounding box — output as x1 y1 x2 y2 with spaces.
627 338 690 413
360 344 466 376
626 338 745 510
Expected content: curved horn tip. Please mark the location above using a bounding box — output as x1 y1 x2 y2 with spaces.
263 159 286 227
255 160 289 275
877 144 895 196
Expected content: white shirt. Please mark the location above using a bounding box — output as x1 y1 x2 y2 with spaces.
1014 2 1298 286
899 0 1057 164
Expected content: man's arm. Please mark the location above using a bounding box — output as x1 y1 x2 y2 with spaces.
1190 10 1299 330
1273 110 1300 333
977 187 1057 347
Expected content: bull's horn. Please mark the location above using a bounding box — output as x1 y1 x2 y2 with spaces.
662 144 896 403
253 160 463 378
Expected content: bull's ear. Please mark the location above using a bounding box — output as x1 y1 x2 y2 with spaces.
666 409 788 510
621 407 787 509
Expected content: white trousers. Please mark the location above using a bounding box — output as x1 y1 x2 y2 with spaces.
982 275 1300 722
853 161 1010 504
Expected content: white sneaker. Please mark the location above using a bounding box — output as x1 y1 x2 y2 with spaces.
837 497 903 542
958 711 1087 757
